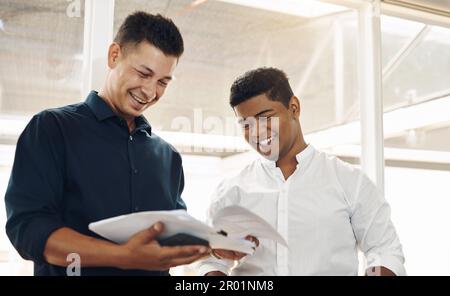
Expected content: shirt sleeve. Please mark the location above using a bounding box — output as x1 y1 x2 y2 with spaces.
4 111 66 263
341 167 406 276
172 152 187 211
196 256 236 276
195 180 238 275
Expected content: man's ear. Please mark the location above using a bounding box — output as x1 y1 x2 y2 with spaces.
107 42 121 69
289 96 301 119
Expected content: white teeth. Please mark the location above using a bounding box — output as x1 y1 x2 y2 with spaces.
130 92 148 104
259 137 272 146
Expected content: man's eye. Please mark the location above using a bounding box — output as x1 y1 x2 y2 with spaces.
137 70 149 78
158 81 168 87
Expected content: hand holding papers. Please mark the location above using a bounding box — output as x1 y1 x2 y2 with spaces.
89 205 287 255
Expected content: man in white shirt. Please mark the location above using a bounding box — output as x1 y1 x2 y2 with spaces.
198 67 405 276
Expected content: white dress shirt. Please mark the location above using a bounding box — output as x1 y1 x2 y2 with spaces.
197 145 406 276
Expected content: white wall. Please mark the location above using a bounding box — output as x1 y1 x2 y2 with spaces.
385 166 450 275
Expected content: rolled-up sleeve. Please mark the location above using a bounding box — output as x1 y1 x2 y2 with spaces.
4 111 66 263
349 174 406 276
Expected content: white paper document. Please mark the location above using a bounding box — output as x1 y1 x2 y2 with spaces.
89 206 287 254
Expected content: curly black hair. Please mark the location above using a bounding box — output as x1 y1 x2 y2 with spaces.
230 67 294 108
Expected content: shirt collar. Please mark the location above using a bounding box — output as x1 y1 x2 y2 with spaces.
85 91 116 121
135 116 152 135
261 144 315 169
85 91 152 135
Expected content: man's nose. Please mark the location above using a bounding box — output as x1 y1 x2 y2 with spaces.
141 81 157 101
249 123 259 138
253 120 269 137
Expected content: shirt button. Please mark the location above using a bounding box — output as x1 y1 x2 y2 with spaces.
129 135 133 141
134 206 140 212
133 169 138 174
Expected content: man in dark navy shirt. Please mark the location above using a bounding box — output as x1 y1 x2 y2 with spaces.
4 11 209 276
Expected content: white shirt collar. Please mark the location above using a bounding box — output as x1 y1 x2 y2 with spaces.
260 144 315 169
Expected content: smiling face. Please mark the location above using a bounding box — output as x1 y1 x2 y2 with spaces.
234 93 301 161
103 41 178 122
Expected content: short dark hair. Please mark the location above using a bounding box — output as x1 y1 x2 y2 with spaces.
114 11 184 57
230 67 294 108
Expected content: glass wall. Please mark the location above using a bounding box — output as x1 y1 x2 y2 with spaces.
0 0 85 275
0 0 85 115
114 0 360 135
380 14 450 276
381 15 450 110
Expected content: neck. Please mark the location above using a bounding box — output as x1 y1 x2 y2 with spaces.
98 86 135 133
127 119 136 132
276 131 308 180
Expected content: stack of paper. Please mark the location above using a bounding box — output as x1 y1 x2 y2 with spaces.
89 206 287 254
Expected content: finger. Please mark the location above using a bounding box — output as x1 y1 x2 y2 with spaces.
214 249 233 258
214 250 245 260
229 251 246 260
162 245 210 260
128 222 164 245
233 251 247 258
245 235 260 247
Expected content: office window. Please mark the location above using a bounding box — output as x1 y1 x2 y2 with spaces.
381 15 450 276
381 15 450 110
0 0 85 115
114 0 359 135
0 0 86 276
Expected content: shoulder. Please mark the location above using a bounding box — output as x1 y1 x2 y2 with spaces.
31 102 88 127
313 148 374 204
149 132 183 162
211 158 262 202
309 148 363 180
20 102 88 142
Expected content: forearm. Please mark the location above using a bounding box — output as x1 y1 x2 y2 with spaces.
366 266 396 276
43 227 126 268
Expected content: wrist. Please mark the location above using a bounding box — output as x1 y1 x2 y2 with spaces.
205 271 227 276
111 244 133 270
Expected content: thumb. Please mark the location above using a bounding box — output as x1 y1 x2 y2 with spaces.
128 222 164 245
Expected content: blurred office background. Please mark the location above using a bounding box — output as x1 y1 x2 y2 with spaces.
0 0 449 275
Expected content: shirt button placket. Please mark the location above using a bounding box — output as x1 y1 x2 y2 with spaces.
277 183 289 275
128 134 137 212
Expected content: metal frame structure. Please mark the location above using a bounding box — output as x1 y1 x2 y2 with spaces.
357 0 385 190
82 0 115 98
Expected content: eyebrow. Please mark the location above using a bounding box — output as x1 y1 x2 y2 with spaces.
254 109 274 117
139 65 173 80
238 109 275 124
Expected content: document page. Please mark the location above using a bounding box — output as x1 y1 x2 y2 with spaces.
89 206 287 254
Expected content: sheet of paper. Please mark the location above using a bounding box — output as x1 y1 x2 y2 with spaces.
89 210 214 244
89 209 256 254
208 234 256 254
212 205 288 247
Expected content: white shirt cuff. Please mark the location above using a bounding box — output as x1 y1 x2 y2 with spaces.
366 254 407 276
196 256 236 276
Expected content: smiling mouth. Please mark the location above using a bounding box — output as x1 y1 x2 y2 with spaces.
252 135 277 149
129 92 151 105
258 136 273 146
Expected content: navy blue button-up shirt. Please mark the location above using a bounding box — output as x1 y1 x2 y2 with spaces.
5 91 186 276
